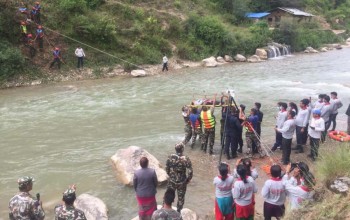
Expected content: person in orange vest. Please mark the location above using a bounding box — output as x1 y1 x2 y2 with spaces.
34 25 44 52
20 21 28 43
49 47 62 69
26 34 36 58
200 95 217 154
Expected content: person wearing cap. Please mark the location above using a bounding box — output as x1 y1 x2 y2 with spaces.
166 142 193 212
54 185 87 220
34 2 42 23
133 157 158 220
49 47 62 69
308 109 325 161
9 176 45 220
35 25 44 51
151 188 182 220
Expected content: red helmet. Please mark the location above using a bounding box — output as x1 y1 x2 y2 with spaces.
55 47 59 50
38 25 42 29
35 1 40 4
27 34 33 38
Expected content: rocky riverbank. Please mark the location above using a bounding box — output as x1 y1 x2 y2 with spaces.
2 41 350 89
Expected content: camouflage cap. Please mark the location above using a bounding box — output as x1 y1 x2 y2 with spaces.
63 187 76 199
175 142 184 153
18 176 35 187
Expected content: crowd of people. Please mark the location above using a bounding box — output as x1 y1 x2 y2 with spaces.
181 91 345 163
16 1 86 70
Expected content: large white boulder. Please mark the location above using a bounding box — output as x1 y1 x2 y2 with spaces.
247 55 262 63
320 47 328 52
305 47 319 53
201 56 218 67
131 70 146 77
131 206 198 220
255 48 267 60
110 146 168 186
234 54 246 62
75 193 108 220
216 56 226 63
224 55 233 62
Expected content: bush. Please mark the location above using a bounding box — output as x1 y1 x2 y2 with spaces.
59 0 87 13
0 42 26 82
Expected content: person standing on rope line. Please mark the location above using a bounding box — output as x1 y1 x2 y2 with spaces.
241 108 265 158
26 34 36 58
34 25 44 52
162 54 168 71
252 102 263 154
200 95 217 154
189 107 202 149
34 2 41 24
275 110 296 165
181 106 192 146
271 102 288 152
166 142 193 212
49 47 62 69
75 46 86 69
20 21 28 43
329 92 343 131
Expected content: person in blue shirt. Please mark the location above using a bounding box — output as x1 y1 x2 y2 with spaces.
49 47 62 69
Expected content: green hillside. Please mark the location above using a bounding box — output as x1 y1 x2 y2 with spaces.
0 0 348 84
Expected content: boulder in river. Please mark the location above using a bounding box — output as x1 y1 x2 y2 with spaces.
131 206 198 220
224 55 234 62
247 55 262 63
202 56 218 67
216 56 226 63
131 70 146 77
75 193 108 220
255 48 267 60
320 47 328 52
110 146 168 186
305 47 319 53
234 54 246 62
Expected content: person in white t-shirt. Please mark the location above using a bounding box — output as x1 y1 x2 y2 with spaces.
162 55 168 71
308 109 325 161
75 46 85 69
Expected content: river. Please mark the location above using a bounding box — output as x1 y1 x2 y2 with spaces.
1 49 349 219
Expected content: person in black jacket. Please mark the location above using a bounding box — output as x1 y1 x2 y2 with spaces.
253 102 263 153
223 106 242 159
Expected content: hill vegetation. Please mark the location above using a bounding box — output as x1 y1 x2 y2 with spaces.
0 0 348 84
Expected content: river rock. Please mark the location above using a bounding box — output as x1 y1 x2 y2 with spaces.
320 47 328 52
234 54 246 62
131 206 198 220
330 177 350 193
305 47 319 53
75 193 108 220
131 70 146 77
110 146 168 186
255 48 267 60
224 55 233 62
202 56 218 67
216 56 225 63
247 55 261 63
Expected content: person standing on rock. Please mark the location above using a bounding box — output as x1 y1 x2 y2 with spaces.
54 184 87 220
162 54 168 71
151 188 182 220
166 142 193 212
9 176 45 220
133 157 158 220
75 46 85 70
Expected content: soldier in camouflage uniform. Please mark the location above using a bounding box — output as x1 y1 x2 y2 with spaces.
182 106 192 145
9 176 45 220
151 188 182 220
54 185 87 220
166 142 193 212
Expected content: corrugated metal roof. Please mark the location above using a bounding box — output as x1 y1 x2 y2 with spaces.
245 12 270 19
274 7 314 17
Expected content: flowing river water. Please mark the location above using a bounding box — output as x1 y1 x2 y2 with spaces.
1 49 350 219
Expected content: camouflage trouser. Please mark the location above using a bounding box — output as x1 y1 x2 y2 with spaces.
167 181 187 212
245 132 264 157
190 127 203 148
202 127 215 153
183 124 192 145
